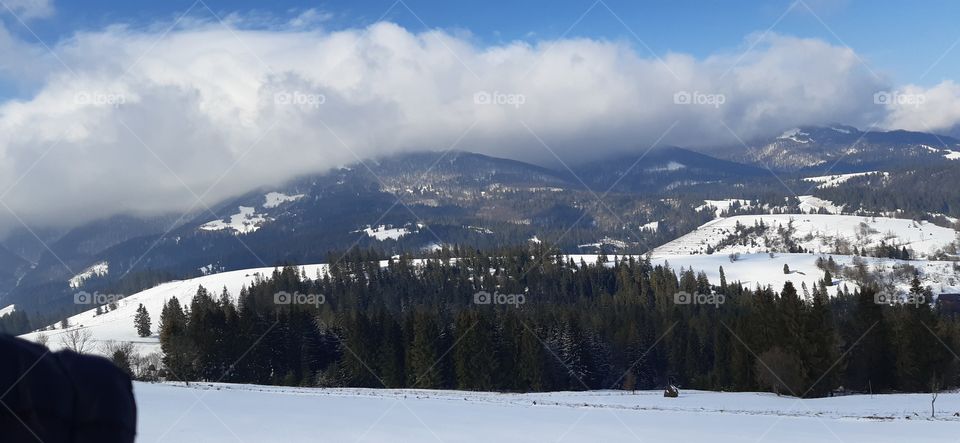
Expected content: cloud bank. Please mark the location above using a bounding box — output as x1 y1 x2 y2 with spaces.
0 13 956 232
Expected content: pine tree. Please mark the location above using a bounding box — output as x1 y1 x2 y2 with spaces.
803 286 838 397
134 304 151 337
159 297 194 380
407 310 442 389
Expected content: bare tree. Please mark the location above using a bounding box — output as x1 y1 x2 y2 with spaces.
102 340 137 377
101 340 136 360
35 333 49 347
59 328 94 354
931 374 940 418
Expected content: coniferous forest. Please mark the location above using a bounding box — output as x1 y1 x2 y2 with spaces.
157 246 960 397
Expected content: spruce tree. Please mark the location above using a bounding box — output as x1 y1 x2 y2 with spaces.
134 304 151 337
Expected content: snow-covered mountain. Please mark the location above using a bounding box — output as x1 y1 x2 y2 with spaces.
718 125 960 172
4 136 959 321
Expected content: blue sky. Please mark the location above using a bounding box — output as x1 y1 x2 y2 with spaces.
12 0 960 86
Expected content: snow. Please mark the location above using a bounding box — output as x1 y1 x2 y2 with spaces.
0 304 14 317
932 213 959 224
20 265 328 355
696 199 753 218
803 171 884 189
641 221 660 232
466 225 494 234
355 225 412 241
797 195 844 214
136 382 960 442
529 236 542 244
652 214 957 258
777 128 810 143
263 192 304 208
651 252 959 296
578 237 629 250
200 206 268 234
829 126 852 134
19 213 960 357
921 144 960 160
646 161 686 172
68 261 109 288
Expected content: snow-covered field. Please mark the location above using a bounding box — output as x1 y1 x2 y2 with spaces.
200 206 269 234
262 191 304 208
797 195 845 214
802 171 885 189
696 199 753 218
136 382 960 442
652 252 959 295
653 214 957 258
354 224 420 241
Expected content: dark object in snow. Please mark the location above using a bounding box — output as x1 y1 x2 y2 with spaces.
0 334 137 443
664 385 679 398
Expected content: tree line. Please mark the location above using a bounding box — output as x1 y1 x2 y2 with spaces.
156 246 959 396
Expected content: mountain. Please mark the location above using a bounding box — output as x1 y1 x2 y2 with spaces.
0 244 28 301
718 125 960 172
4 133 958 318
3 149 736 313
572 146 769 193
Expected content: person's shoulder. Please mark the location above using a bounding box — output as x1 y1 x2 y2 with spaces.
0 333 49 358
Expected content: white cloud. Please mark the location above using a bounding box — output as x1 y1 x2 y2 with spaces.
881 80 960 134
0 17 923 232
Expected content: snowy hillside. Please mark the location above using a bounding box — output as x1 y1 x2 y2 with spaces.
20 265 328 355
652 253 959 296
653 214 958 258
137 382 960 442
68 261 109 288
803 171 886 189
200 206 269 234
0 303 14 317
20 248 960 357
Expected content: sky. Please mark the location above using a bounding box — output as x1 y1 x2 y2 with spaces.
0 0 959 232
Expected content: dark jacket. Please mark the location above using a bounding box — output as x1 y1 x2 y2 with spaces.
0 334 137 443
